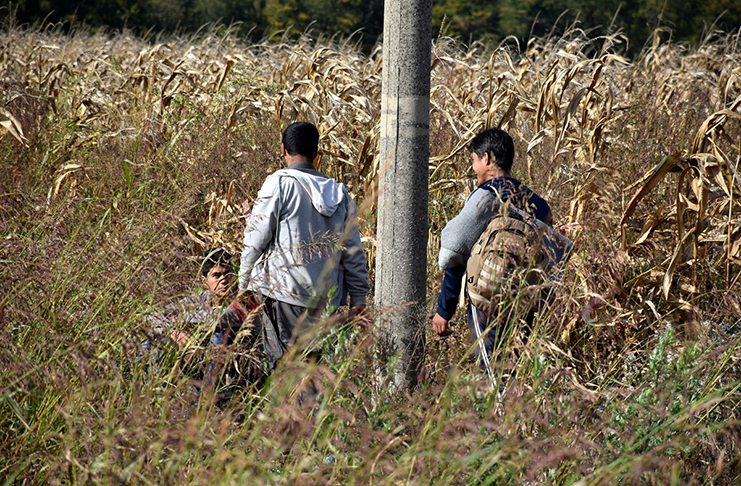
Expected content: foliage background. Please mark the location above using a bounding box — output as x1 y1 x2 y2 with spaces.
3 0 741 56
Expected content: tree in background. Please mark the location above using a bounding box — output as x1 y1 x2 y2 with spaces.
1 0 739 57
432 0 499 45
262 0 382 48
2 0 148 30
145 0 186 31
431 0 741 56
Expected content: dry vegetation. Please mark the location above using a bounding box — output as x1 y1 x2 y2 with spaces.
1 17 740 485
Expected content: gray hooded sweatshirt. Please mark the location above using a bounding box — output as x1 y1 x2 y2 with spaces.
239 162 369 309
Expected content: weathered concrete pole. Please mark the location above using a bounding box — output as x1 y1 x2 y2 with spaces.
375 0 432 392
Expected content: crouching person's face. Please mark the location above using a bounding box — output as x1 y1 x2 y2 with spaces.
203 264 234 301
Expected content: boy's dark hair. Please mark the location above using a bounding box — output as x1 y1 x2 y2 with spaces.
469 127 515 172
201 248 233 277
282 121 320 157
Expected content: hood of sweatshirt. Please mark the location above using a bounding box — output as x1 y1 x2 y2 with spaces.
273 168 345 217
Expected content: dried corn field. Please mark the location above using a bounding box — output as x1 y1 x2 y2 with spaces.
1 20 741 484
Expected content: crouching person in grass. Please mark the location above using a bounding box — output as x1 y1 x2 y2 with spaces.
432 127 554 393
238 121 370 381
145 248 263 397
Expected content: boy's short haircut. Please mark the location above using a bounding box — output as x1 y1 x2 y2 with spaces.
469 127 515 172
201 248 233 277
282 121 320 157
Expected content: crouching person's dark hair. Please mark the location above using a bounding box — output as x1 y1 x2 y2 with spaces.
201 248 233 277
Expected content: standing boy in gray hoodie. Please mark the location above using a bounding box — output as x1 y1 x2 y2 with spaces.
239 121 370 371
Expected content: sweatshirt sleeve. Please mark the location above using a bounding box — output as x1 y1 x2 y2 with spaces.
340 193 370 306
239 176 281 292
436 265 465 320
438 188 498 271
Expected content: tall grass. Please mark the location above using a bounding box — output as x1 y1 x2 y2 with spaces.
1 17 740 484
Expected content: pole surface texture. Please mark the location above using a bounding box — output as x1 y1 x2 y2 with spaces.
375 0 432 392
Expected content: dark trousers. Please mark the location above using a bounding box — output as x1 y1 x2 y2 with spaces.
466 302 536 373
260 296 322 372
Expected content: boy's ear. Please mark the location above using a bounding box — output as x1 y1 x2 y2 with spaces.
280 143 287 157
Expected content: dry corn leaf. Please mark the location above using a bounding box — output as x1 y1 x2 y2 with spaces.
0 108 27 145
620 152 686 227
48 164 85 202
663 230 696 300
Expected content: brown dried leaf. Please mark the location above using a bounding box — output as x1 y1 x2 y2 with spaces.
620 152 686 227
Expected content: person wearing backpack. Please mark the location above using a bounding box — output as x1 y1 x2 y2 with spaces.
432 127 553 380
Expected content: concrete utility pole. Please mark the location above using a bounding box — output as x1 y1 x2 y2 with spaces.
375 0 432 392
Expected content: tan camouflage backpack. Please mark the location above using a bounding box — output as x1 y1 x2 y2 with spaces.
466 202 573 316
